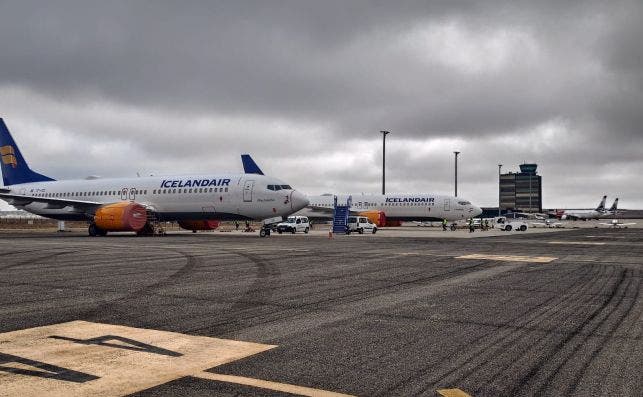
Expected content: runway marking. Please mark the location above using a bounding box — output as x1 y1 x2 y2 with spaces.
456 254 557 263
548 241 606 245
194 372 355 397
0 321 275 397
437 388 472 397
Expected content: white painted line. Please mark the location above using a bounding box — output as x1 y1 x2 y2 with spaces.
0 321 275 397
548 241 606 245
194 372 355 397
437 388 472 397
456 254 557 263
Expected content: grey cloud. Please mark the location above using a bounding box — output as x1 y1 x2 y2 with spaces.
0 0 642 209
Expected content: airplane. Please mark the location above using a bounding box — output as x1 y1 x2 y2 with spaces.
554 196 608 220
606 198 619 216
0 118 308 237
599 219 636 228
531 219 564 228
298 194 482 226
240 159 483 226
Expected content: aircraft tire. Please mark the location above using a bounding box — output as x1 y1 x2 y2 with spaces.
88 223 99 237
372 228 377 234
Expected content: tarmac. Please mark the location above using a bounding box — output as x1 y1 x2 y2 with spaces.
0 226 641 396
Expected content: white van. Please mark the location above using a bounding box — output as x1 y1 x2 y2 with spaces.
276 216 310 234
347 216 377 234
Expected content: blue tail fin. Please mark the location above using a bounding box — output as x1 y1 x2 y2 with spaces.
241 154 264 175
0 118 55 185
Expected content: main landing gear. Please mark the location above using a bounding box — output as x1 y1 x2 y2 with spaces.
88 223 107 237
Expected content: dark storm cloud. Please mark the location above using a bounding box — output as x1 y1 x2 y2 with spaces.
0 0 641 208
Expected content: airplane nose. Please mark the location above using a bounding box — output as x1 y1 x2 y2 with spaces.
290 191 310 211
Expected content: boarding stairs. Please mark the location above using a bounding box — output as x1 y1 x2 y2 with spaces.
143 209 165 236
332 195 352 234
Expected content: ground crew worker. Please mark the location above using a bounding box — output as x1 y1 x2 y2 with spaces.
469 218 475 233
484 219 490 231
442 218 448 231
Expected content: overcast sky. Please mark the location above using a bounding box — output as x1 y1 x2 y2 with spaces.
1 0 642 210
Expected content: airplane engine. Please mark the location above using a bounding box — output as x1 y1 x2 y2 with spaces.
358 210 386 227
178 220 220 231
94 202 147 232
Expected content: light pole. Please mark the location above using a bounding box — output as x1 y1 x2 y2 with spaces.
381 131 390 195
454 151 460 197
498 164 502 216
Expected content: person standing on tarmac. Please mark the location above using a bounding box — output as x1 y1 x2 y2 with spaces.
442 218 448 231
469 218 475 233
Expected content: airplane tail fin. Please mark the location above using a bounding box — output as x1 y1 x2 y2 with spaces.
608 198 619 213
0 118 55 186
241 154 264 175
595 195 607 212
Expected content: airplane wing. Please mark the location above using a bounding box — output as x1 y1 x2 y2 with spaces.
0 192 102 212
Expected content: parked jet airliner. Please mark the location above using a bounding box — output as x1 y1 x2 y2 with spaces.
0 119 308 236
239 156 482 224
299 193 482 224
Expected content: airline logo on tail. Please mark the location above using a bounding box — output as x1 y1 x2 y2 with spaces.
1 145 17 168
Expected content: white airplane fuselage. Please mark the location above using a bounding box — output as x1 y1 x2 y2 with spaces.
5 174 309 221
297 193 482 222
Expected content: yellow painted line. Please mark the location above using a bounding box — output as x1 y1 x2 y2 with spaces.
194 372 355 397
437 388 472 397
548 241 606 245
456 253 557 263
0 321 275 397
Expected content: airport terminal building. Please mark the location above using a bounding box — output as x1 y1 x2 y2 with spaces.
500 163 542 213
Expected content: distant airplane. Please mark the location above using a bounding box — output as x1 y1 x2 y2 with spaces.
298 194 482 225
554 196 608 220
599 219 636 228
606 198 619 216
240 156 483 225
0 119 308 236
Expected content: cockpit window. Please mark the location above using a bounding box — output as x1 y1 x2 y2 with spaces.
281 185 292 190
458 201 471 205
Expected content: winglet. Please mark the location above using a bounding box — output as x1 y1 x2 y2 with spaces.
241 154 264 175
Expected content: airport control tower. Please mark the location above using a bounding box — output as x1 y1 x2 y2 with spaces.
500 163 542 213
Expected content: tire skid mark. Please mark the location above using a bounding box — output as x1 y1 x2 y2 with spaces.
470 264 616 395
555 269 640 396
404 264 596 396
186 257 495 336
81 249 199 321
380 264 589 396
0 249 82 272
506 267 628 396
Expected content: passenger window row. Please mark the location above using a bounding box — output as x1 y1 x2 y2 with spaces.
33 190 148 198
152 187 228 194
